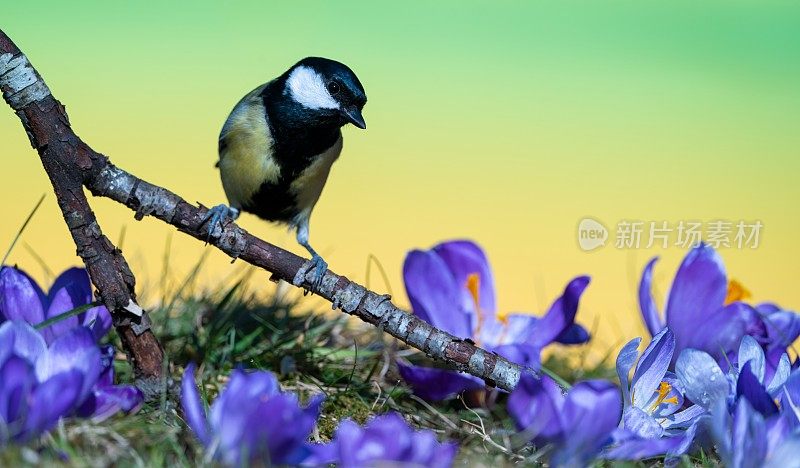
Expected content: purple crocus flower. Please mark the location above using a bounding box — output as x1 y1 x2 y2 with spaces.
707 356 800 468
675 336 791 412
754 302 800 358
605 329 704 461
0 266 142 421
710 398 800 468
398 240 590 400
0 266 112 344
181 363 324 466
638 243 799 372
77 344 144 421
309 412 458 468
508 373 622 466
0 321 103 443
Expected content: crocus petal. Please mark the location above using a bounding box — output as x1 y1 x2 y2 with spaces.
605 420 699 460
207 369 308 465
683 302 765 364
255 382 319 463
207 367 281 437
622 406 663 438
304 393 325 418
781 370 800 424
664 244 727 353
675 349 729 409
406 430 438 466
44 268 110 342
82 385 144 422
305 441 338 466
397 362 484 401
427 441 459 468
478 313 537 347
250 394 318 465
403 250 472 338
731 399 768 468
555 323 591 344
432 240 497 315
326 419 365 467
0 323 10 366
47 268 92 306
527 276 590 349
764 415 790 458
35 327 101 402
41 287 81 343
765 435 800 468
616 337 642 406
0 321 47 363
631 329 675 409
322 412 456 468
83 306 112 342
760 310 800 350
208 369 250 421
738 335 766 383
0 267 45 325
756 303 781 315
737 362 779 417
208 372 252 460
507 373 565 442
350 412 410 465
662 404 705 430
0 355 34 425
412 432 458 468
490 343 541 368
638 257 664 336
19 370 82 442
767 353 791 395
554 380 622 467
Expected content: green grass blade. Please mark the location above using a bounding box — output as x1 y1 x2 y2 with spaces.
2 194 46 267
35 302 101 330
539 364 572 390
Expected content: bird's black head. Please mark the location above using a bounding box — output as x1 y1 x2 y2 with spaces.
281 57 367 129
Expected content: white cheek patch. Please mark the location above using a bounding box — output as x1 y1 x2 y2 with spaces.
286 66 339 110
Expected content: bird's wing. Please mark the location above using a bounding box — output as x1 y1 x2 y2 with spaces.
217 83 280 208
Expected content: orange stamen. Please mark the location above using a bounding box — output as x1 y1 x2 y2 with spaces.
651 381 678 410
725 279 752 305
466 273 484 340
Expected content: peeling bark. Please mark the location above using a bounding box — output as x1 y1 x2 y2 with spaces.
0 29 527 392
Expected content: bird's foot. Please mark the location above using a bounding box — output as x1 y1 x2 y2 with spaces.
201 204 239 242
293 254 328 292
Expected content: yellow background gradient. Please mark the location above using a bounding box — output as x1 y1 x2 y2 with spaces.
2 1 799 357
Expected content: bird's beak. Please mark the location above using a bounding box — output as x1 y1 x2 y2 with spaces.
341 106 367 129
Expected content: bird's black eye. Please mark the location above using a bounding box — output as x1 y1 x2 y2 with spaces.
327 81 340 95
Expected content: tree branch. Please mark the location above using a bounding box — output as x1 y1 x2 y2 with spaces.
0 30 525 392
0 30 165 397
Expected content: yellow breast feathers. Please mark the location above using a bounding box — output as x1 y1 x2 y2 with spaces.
289 136 343 225
217 85 281 209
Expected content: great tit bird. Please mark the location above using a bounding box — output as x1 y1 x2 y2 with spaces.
204 57 367 288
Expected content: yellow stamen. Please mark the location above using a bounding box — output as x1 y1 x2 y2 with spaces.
651 381 678 410
466 273 480 307
496 310 509 325
466 273 484 342
493 311 512 345
725 279 752 305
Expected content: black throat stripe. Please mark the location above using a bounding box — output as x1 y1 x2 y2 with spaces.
240 81 342 224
